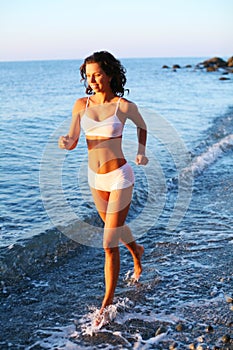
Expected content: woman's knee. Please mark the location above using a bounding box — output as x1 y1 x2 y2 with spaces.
103 234 119 249
103 239 119 249
103 246 119 255
103 226 121 249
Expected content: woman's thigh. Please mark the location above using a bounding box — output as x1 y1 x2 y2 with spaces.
90 187 109 222
106 186 133 222
104 186 133 248
91 185 133 221
91 185 133 247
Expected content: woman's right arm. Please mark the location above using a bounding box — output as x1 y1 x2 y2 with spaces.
58 99 85 150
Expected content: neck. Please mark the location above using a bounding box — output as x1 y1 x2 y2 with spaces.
94 92 116 104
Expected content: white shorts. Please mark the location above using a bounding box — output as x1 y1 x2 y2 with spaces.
88 162 135 192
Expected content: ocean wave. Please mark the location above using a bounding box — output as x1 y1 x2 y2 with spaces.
0 228 82 287
0 185 149 288
184 133 233 176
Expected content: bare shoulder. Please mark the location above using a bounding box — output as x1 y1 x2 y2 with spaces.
119 97 138 114
72 97 88 116
119 97 145 126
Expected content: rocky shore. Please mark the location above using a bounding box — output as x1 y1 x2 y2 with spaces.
162 56 233 80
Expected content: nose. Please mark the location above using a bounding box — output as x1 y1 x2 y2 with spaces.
90 75 96 83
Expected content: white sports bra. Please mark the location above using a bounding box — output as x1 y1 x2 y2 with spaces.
81 97 124 138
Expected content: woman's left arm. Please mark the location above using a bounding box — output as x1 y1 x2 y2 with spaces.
127 102 149 165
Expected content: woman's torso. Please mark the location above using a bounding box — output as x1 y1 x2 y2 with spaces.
81 97 126 173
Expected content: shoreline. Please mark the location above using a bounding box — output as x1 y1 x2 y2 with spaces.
1 237 232 349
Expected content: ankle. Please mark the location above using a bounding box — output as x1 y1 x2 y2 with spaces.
101 298 113 313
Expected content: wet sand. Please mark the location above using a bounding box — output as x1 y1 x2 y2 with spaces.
0 235 232 349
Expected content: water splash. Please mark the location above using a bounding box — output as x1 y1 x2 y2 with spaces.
78 297 132 336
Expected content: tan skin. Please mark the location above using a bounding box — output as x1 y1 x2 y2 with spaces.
58 62 148 316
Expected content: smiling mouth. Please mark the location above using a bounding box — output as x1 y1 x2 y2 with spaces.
90 85 99 89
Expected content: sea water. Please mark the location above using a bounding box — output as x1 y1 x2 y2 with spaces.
0 58 232 349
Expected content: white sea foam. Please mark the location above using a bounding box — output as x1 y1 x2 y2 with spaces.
27 325 80 350
133 330 170 349
183 134 233 176
123 269 141 285
79 297 132 336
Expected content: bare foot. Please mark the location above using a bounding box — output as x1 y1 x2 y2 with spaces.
93 304 116 328
93 306 107 327
93 312 103 327
132 244 144 281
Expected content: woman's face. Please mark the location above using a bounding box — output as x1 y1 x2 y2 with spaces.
85 63 111 93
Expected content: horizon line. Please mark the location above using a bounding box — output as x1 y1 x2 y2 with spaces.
0 54 232 64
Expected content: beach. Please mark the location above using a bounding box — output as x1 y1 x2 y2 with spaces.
0 57 232 349
1 233 232 349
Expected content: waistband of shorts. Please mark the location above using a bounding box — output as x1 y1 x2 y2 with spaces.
88 161 131 176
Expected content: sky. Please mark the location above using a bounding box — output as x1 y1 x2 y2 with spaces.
0 0 232 61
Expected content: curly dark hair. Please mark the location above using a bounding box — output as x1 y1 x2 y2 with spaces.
80 51 129 96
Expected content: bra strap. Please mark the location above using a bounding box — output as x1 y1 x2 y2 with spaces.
115 97 122 114
85 96 90 110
